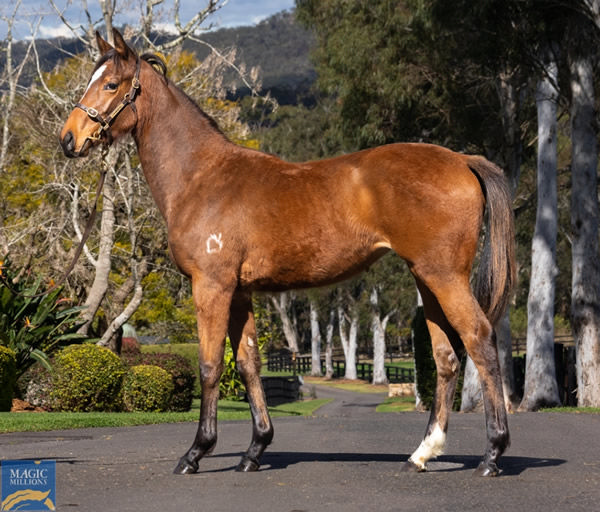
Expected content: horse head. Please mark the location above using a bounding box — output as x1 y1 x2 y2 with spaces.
60 29 140 158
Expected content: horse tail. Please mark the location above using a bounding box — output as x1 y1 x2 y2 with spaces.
467 156 516 326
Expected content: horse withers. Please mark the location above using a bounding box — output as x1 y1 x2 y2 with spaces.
60 30 516 477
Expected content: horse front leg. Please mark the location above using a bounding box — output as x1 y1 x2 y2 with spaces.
174 277 233 475
228 291 274 472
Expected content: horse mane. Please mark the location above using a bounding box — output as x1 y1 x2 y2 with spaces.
140 52 167 77
139 51 226 137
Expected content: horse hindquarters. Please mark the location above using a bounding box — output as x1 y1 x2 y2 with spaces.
402 155 514 476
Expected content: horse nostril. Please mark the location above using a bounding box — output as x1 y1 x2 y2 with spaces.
61 130 76 156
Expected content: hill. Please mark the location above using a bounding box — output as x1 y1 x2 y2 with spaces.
3 10 315 106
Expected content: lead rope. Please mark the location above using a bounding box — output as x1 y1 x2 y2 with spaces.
0 169 107 298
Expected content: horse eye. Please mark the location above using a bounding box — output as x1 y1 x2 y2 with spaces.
104 82 119 91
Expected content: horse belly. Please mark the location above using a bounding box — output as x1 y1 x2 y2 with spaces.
239 242 390 292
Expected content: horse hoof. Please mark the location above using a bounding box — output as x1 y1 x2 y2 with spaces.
401 460 426 473
236 456 260 472
173 457 199 475
473 461 501 477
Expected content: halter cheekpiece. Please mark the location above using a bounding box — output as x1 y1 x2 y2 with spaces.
75 56 141 143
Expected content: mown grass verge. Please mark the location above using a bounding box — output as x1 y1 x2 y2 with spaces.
0 398 331 434
540 407 600 414
376 396 416 413
303 376 389 394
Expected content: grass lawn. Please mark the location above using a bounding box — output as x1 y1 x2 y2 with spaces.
303 376 388 394
540 407 600 414
376 396 417 413
0 398 331 434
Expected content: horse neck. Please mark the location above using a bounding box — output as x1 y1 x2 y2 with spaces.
132 71 231 222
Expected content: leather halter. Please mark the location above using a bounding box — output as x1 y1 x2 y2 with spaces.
75 57 141 144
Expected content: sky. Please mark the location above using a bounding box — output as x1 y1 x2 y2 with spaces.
2 0 296 40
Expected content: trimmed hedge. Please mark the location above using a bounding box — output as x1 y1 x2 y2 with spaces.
0 346 17 411
122 365 174 412
51 344 127 412
122 352 195 412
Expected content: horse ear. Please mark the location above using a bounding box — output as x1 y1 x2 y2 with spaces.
112 29 133 59
95 31 113 55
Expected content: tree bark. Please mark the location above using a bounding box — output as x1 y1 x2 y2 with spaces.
569 49 600 407
338 305 358 380
370 287 389 385
324 308 335 379
270 292 300 354
309 300 323 376
460 357 482 412
78 152 117 336
520 53 560 410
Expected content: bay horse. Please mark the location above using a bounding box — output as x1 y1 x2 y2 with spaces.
60 30 516 477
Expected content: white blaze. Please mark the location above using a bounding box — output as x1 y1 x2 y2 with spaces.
82 64 107 98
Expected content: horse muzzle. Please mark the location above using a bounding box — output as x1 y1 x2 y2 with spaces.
60 130 93 158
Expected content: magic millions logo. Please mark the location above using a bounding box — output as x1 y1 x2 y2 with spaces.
1 460 56 511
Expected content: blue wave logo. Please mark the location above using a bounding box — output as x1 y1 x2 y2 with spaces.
1 461 56 511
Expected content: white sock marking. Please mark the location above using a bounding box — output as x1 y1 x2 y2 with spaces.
409 424 446 469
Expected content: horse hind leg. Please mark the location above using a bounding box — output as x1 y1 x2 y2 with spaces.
418 276 509 476
228 291 274 472
402 283 464 473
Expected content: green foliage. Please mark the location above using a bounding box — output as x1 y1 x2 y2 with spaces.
412 306 435 410
0 346 17 411
51 344 127 412
132 272 198 344
220 338 244 400
123 350 196 411
0 261 87 379
122 365 174 412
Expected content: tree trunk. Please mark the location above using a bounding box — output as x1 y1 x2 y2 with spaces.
496 310 518 411
270 292 300 354
370 287 389 385
569 50 600 407
309 300 323 376
338 305 358 380
520 54 560 410
324 309 335 379
78 153 117 336
460 357 482 412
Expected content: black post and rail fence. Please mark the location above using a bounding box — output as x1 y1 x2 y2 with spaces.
266 352 415 384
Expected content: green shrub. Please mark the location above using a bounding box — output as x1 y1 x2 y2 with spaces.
220 339 244 400
0 346 17 411
122 365 174 412
51 344 127 412
412 306 435 410
122 352 195 411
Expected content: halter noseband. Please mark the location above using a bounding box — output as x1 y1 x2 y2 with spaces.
75 57 141 143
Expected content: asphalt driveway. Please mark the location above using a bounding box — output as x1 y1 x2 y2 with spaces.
1 386 599 512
